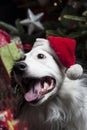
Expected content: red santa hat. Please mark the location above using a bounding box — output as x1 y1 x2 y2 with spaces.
47 36 83 80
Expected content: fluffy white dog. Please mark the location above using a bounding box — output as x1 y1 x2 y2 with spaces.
11 36 87 130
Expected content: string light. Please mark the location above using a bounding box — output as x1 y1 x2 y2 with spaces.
58 17 62 21
53 2 58 7
53 0 63 7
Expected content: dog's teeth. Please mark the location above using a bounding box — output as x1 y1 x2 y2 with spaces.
47 79 54 90
40 82 48 94
43 82 48 90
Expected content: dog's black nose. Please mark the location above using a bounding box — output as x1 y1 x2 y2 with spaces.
14 62 27 73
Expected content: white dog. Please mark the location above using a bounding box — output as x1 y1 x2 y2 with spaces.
11 36 87 130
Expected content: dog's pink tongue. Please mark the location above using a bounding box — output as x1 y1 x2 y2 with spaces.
24 83 42 102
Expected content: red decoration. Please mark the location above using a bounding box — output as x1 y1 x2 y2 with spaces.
0 109 18 130
0 30 11 47
23 43 32 51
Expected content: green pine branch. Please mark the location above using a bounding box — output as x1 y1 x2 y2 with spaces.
46 29 87 38
82 10 87 16
63 15 87 22
0 21 18 35
68 30 87 38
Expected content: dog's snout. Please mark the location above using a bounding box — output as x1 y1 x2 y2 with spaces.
18 62 27 70
14 62 27 73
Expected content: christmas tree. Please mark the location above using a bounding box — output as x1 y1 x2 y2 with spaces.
0 0 87 71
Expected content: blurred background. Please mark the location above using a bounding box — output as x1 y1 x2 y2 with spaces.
0 0 87 113
0 0 87 68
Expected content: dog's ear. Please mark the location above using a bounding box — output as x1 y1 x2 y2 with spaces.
10 70 21 96
32 38 57 57
10 70 17 95
33 38 50 48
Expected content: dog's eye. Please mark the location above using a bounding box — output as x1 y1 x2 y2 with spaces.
37 54 46 59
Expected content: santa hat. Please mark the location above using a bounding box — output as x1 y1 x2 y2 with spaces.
47 36 83 80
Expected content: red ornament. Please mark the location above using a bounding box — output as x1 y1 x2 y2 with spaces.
0 109 18 130
23 43 32 51
0 30 11 47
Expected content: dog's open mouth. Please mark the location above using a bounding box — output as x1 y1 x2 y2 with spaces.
21 76 55 104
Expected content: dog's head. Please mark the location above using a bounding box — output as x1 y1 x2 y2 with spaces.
11 38 65 106
11 37 83 106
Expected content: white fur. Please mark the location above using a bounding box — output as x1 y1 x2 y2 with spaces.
13 38 87 130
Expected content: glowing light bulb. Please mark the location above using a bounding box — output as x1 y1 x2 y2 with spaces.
53 2 58 7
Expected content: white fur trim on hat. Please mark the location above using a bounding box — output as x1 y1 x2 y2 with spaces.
66 64 83 80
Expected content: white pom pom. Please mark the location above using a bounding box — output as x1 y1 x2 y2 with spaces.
66 64 83 80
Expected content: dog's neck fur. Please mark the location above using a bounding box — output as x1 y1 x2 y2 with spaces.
17 76 87 130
